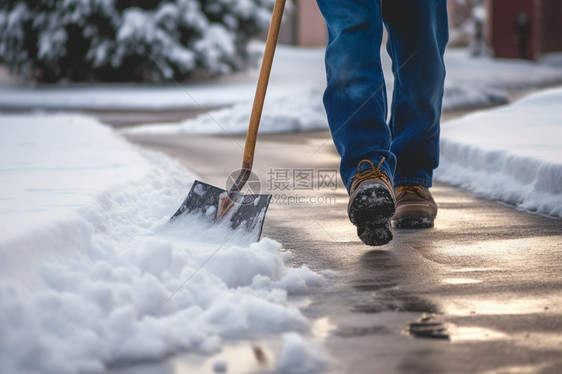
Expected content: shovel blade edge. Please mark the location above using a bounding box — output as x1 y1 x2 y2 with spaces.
171 180 271 242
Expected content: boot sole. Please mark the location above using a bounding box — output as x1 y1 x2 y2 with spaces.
357 222 393 246
393 217 434 229
348 182 395 226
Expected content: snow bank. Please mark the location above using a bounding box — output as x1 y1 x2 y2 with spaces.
436 88 562 218
442 49 562 110
122 87 328 135
276 333 328 374
0 114 324 373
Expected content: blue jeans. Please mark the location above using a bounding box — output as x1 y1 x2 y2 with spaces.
316 0 448 192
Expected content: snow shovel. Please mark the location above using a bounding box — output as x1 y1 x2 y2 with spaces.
171 0 286 241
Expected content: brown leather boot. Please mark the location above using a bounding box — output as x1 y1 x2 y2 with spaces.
393 185 437 229
347 159 395 246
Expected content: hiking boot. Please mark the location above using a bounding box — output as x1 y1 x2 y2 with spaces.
347 159 395 246
393 185 437 229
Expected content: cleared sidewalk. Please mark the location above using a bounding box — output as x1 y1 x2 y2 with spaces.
125 127 562 374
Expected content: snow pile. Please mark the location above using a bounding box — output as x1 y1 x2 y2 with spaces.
0 114 325 374
436 87 562 218
276 333 328 374
123 87 328 135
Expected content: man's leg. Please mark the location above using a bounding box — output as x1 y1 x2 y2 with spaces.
383 0 448 228
383 0 448 187
316 0 396 192
317 0 397 245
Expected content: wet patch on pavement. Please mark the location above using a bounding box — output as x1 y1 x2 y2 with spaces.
408 321 451 340
333 325 391 338
352 295 440 314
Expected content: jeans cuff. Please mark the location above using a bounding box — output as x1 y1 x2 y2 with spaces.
393 176 432 188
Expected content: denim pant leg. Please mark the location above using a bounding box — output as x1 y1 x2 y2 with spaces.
383 0 449 187
316 0 396 193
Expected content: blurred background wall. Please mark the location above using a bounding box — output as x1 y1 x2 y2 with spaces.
279 0 562 61
279 0 327 46
486 0 562 59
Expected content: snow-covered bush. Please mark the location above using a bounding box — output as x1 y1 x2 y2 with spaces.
0 0 274 82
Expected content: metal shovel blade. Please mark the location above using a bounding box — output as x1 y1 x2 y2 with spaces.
171 180 272 242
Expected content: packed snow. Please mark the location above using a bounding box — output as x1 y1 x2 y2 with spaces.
436 87 562 218
0 114 326 374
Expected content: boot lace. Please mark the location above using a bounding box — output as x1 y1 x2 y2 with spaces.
351 158 390 188
398 185 424 194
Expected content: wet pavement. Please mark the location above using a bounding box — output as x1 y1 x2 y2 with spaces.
124 126 562 373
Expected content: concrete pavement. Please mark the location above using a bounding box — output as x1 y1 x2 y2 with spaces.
124 127 562 374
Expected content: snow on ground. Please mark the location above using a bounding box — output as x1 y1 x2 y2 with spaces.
0 114 326 374
276 333 328 374
441 49 562 110
539 52 562 66
121 87 327 135
436 87 562 218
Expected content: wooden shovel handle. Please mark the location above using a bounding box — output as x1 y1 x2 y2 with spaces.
225 0 286 200
243 0 286 169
